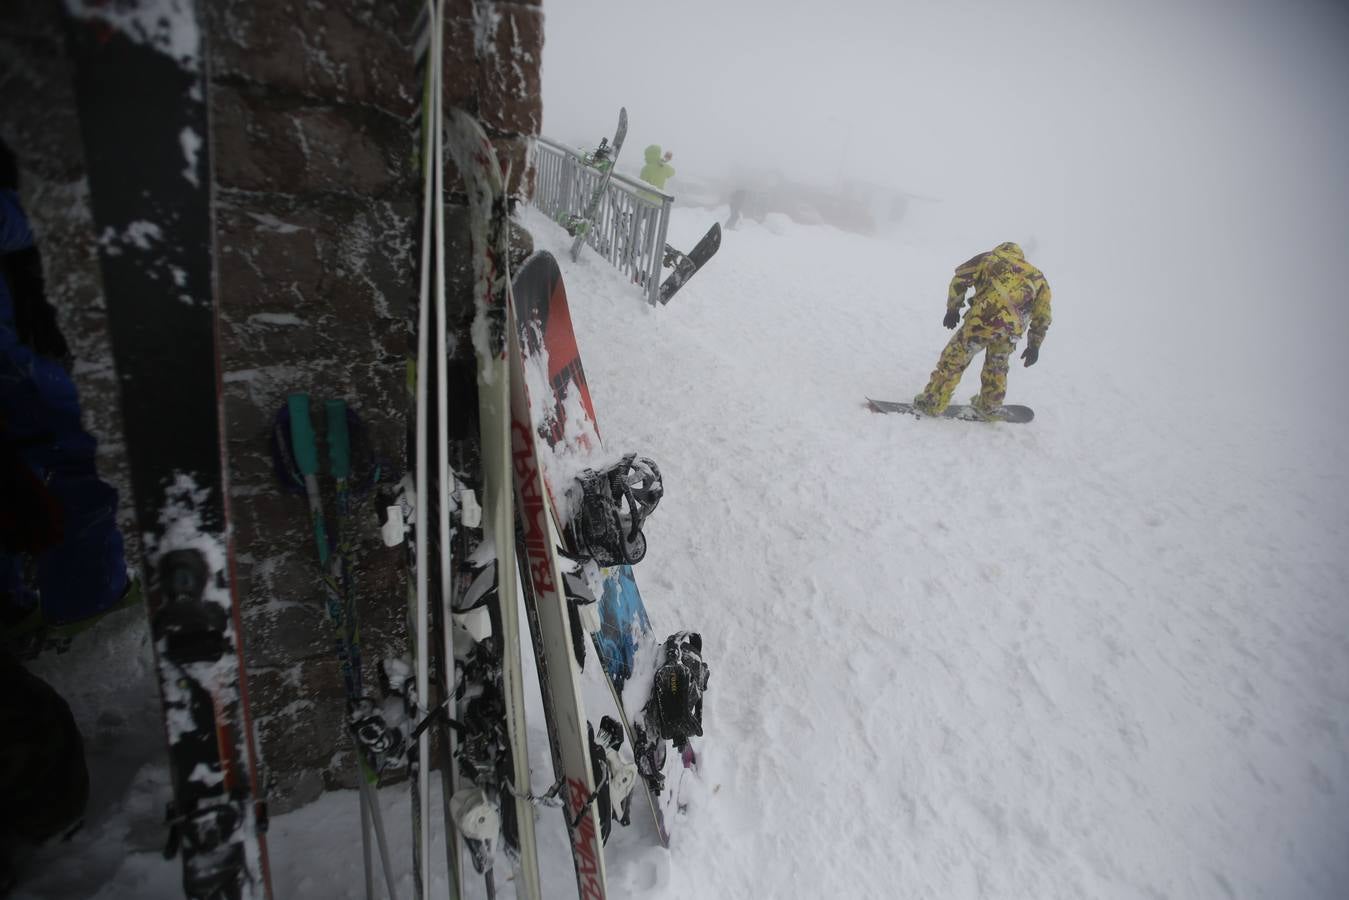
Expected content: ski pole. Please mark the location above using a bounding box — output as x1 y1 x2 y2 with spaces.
326 399 399 900
285 395 392 900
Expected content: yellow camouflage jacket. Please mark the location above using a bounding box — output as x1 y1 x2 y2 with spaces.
947 242 1052 348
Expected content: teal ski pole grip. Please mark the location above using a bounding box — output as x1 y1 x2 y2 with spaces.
287 394 320 476
289 393 330 563
326 399 351 480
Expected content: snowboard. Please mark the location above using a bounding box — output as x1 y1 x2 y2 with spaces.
658 222 722 305
65 3 272 897
569 107 628 262
512 250 695 846
866 398 1035 423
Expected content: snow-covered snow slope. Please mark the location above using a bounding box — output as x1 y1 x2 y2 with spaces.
16 201 1348 900
522 204 1349 900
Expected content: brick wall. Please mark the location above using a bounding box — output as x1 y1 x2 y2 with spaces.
0 0 543 813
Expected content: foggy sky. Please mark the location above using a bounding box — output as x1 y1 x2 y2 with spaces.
542 0 1349 412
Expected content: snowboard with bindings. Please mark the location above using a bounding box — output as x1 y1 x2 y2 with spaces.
866 398 1035 423
569 107 628 262
658 222 722 305
512 249 707 846
65 2 271 897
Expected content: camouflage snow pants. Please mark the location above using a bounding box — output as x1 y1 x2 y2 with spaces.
914 316 1017 416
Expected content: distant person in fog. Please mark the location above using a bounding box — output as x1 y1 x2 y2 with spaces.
639 145 675 191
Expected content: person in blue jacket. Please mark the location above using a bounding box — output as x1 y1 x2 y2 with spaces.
1 138 128 640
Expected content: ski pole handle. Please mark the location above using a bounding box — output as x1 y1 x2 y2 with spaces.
288 394 320 477
287 393 331 564
326 399 351 481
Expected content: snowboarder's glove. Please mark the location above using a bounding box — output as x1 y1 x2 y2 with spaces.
1021 345 1039 367
942 309 960 329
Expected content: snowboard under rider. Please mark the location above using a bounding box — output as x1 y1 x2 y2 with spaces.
913 241 1052 418
639 145 675 192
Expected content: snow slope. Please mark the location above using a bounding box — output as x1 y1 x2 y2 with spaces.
15 202 1348 900
524 205 1349 900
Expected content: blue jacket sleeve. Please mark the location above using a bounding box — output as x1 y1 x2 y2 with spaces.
0 190 35 255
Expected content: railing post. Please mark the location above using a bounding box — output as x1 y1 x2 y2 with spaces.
649 197 672 305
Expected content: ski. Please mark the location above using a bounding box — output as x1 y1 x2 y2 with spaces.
658 222 722 305
509 304 611 897
569 108 629 263
407 1 441 895
63 2 271 897
443 108 544 900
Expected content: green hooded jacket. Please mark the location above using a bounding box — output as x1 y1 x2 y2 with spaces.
639 145 675 191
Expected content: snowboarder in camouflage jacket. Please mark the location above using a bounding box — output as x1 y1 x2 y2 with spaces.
913 242 1052 418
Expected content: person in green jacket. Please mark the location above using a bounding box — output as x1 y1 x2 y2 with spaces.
640 145 675 191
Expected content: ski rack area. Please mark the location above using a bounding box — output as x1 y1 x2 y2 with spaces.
531 136 674 304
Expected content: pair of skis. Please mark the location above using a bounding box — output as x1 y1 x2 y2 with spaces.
407 3 614 898
445 87 613 900
418 16 628 899
406 3 541 899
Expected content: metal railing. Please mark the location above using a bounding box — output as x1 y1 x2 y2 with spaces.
531 136 673 305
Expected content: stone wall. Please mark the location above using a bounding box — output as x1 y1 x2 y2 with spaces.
0 0 543 813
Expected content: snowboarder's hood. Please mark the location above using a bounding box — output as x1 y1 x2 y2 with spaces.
645 144 664 164
993 242 1024 260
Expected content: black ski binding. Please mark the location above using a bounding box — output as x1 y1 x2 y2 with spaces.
347 697 405 769
596 716 633 828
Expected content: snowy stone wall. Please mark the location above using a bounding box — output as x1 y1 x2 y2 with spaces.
207 0 541 812
204 0 421 812
0 0 542 814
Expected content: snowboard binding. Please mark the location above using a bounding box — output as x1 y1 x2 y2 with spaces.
645 632 710 749
584 137 612 169
661 243 689 270
574 454 663 567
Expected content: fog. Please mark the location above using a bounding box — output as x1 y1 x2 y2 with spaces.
542 0 1349 415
